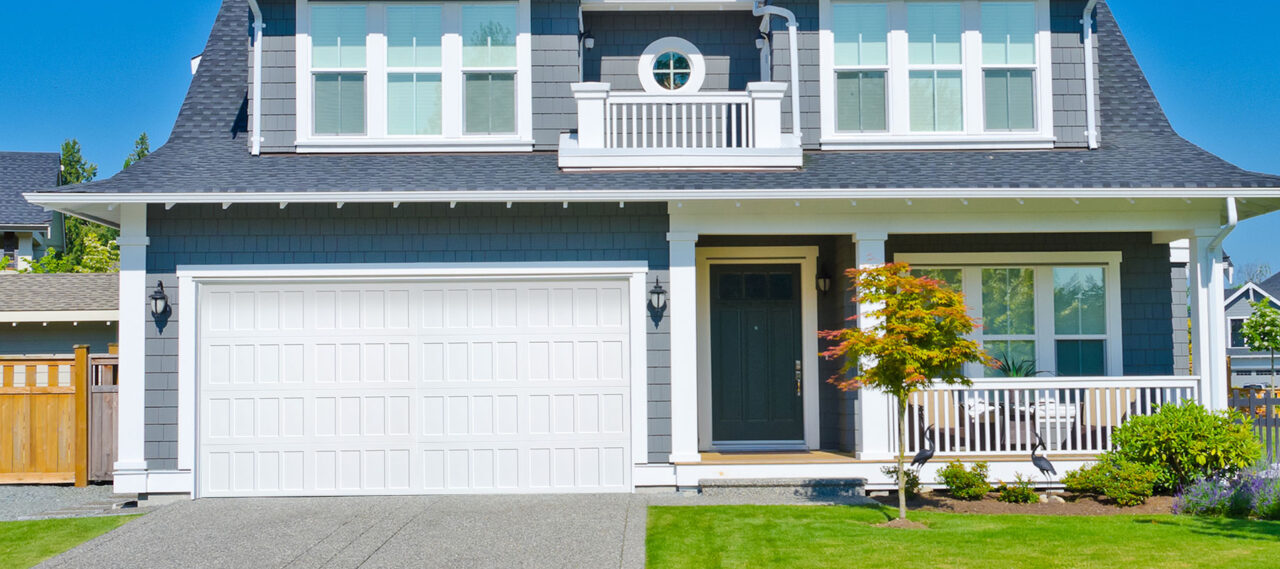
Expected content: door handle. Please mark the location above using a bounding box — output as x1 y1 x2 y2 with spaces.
795 360 802 397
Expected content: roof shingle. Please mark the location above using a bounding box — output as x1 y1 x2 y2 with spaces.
0 273 118 313
1 152 59 225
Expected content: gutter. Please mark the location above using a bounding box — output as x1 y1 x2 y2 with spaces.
1081 0 1099 149
1207 197 1239 255
753 1 802 142
249 0 265 156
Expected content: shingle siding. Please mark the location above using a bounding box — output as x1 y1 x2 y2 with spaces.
142 203 674 467
1051 0 1100 148
1171 263 1189 375
253 0 297 153
0 324 116 357
767 0 820 148
583 11 762 93
532 0 580 149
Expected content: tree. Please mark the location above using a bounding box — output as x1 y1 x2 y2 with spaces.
820 263 990 522
53 139 119 272
123 132 150 169
1242 300 1280 392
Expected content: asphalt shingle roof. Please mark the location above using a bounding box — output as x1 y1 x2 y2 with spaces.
1 152 58 225
0 273 118 313
28 1 1280 197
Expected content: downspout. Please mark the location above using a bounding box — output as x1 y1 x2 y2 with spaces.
753 1 802 141
249 0 265 156
1208 197 1239 256
1081 0 1099 149
1205 196 1239 409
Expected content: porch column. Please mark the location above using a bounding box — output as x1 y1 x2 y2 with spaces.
15 233 33 271
667 232 701 463
1189 230 1229 410
114 204 150 492
853 232 894 460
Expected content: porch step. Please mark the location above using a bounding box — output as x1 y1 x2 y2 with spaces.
698 478 867 500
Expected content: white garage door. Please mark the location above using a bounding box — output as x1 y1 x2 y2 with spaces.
197 277 633 497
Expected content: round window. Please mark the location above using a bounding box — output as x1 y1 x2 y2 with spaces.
652 51 692 90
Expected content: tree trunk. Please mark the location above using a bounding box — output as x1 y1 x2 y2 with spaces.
897 394 908 521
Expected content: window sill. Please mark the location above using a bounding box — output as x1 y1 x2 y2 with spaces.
294 137 535 154
820 134 1056 151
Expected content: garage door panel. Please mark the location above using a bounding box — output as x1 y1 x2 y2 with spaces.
199 277 633 497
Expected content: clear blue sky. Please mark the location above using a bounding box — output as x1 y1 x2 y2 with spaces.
1 1 1277 277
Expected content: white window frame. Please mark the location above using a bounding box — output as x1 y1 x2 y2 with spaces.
296 0 533 153
1229 317 1248 349
896 252 1123 379
819 0 1055 150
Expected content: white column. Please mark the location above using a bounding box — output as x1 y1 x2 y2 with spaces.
114 204 150 493
667 232 701 463
1190 230 1229 409
15 233 33 271
853 232 894 460
747 82 789 148
571 82 611 149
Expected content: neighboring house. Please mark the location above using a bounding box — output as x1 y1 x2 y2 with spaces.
1 152 63 271
22 0 1280 498
1225 273 1280 388
0 273 118 356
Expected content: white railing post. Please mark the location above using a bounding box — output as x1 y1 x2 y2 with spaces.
571 82 611 149
746 82 789 149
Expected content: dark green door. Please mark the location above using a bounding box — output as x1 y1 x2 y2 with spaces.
710 264 804 443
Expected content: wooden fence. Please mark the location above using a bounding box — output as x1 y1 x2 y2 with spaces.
0 346 118 485
1230 387 1280 464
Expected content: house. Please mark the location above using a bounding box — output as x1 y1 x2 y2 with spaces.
1226 273 1280 388
1 152 63 271
22 0 1280 498
0 273 119 357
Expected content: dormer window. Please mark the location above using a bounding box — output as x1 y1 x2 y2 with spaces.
296 0 532 153
820 0 1054 150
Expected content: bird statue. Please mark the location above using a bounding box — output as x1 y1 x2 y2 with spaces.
911 426 936 471
1031 433 1057 486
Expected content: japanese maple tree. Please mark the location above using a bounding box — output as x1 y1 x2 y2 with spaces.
820 262 989 522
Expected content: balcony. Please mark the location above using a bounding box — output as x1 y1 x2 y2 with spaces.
558 82 803 171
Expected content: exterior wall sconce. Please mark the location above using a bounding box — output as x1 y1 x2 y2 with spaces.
579 31 595 50
149 281 170 318
647 277 668 327
816 272 833 295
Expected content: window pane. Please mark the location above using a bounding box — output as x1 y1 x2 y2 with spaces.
836 71 886 132
314 73 365 135
909 70 963 132
984 70 1035 130
911 268 962 291
388 74 442 136
982 1 1036 65
462 4 518 68
1056 340 1105 376
465 73 516 134
1231 319 1246 349
1053 267 1106 335
833 3 888 66
982 268 1034 335
907 2 963 65
986 340 1037 377
312 5 366 68
387 5 442 68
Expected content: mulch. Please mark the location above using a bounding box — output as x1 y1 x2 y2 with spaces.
872 492 1177 516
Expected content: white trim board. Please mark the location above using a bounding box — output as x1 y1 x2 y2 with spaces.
0 310 118 323
694 247 821 452
1225 282 1280 309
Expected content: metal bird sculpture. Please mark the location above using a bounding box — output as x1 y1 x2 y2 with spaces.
1031 433 1057 484
911 426 936 471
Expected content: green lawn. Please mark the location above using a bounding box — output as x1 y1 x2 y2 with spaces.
647 505 1280 569
0 515 139 569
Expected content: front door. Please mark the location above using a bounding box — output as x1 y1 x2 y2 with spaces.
710 264 804 445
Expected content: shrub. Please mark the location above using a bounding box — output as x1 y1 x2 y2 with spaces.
1063 462 1106 494
997 475 1039 504
937 460 991 500
1175 475 1235 516
1110 401 1262 492
1100 459 1159 507
1254 478 1280 521
880 466 921 500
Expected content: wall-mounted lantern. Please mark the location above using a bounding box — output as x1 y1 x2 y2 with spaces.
816 271 833 295
579 30 595 50
149 281 170 318
647 277 668 327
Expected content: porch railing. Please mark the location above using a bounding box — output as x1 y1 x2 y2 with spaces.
559 82 802 169
891 376 1202 457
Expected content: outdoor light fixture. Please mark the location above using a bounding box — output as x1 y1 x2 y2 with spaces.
647 278 668 327
149 281 170 319
579 30 595 50
816 272 833 295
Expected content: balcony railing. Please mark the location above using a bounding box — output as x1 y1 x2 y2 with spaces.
558 82 803 170
890 376 1203 457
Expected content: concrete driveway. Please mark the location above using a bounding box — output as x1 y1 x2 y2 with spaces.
38 494 649 569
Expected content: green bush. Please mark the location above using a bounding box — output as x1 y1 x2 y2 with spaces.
1063 455 1159 507
997 475 1039 504
1110 401 1262 492
880 466 921 499
1063 462 1106 494
937 460 992 500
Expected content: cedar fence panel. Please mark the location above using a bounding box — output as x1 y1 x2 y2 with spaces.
0 349 87 485
89 355 119 482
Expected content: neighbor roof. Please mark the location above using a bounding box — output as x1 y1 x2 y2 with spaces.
27 1 1280 199
0 273 118 313
1 152 58 226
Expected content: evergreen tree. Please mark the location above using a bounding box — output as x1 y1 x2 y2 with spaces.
54 139 119 272
123 132 150 169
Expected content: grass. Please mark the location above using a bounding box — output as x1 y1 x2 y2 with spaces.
646 505 1280 568
0 515 139 569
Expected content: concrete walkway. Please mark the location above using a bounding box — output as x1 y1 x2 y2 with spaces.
38 492 875 568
